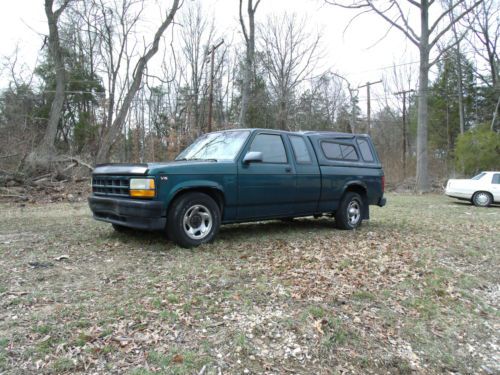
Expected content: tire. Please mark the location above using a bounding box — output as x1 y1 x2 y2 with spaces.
472 191 493 207
335 192 364 230
167 192 221 248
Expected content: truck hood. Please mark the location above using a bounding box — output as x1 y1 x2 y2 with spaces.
93 160 222 175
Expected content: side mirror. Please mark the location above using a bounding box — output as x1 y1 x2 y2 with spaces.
243 151 263 164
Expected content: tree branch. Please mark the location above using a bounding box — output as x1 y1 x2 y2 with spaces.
367 1 420 46
429 0 466 35
54 0 71 20
430 0 483 49
406 0 421 8
324 0 369 10
429 31 467 67
393 0 420 42
239 0 249 43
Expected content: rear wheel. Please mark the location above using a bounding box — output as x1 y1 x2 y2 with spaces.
472 191 492 207
167 192 221 248
335 192 363 230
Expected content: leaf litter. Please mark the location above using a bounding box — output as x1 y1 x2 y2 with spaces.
0 194 498 374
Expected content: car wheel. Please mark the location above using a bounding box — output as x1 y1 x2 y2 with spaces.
472 191 493 207
167 192 221 248
335 192 363 230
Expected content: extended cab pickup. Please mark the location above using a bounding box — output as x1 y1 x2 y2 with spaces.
88 129 386 247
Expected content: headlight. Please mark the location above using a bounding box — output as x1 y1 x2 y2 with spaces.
129 178 156 198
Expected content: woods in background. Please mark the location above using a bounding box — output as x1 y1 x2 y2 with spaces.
0 0 498 187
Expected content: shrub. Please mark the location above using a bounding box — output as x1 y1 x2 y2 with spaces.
455 125 500 174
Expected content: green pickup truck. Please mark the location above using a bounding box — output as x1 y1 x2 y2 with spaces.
88 129 386 247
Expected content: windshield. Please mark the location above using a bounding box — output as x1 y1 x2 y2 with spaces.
471 172 486 180
176 130 250 161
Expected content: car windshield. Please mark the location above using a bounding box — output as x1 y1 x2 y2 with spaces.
471 172 486 180
176 130 250 161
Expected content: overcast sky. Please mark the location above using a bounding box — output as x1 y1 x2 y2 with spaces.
0 0 420 109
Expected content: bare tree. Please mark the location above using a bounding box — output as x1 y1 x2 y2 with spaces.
95 0 181 163
26 0 71 170
318 74 347 127
330 72 359 133
462 0 499 87
260 13 322 130
461 0 499 131
239 0 261 127
381 63 417 179
326 0 483 192
178 2 215 133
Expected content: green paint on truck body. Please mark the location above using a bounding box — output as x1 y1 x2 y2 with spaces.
88 129 386 235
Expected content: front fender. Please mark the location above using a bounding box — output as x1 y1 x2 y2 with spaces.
166 180 225 206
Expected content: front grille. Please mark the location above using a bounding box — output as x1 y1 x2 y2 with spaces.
92 175 130 197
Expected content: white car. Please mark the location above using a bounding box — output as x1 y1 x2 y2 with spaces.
445 171 500 207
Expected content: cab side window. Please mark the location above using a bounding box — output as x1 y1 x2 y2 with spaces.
249 134 287 163
492 174 500 184
289 135 312 164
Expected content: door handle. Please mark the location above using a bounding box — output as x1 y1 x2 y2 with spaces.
285 167 292 173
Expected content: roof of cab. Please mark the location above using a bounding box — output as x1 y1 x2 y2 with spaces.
221 128 369 138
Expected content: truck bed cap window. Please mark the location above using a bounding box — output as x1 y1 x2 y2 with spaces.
357 138 374 162
321 141 359 161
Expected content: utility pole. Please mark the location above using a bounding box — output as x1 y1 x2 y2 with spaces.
207 39 224 133
394 89 415 179
359 80 382 135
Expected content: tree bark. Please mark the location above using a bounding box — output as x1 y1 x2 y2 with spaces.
239 0 260 127
416 1 430 193
456 42 466 135
95 0 181 164
26 0 70 170
450 6 465 135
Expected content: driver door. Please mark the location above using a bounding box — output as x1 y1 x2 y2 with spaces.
237 132 295 219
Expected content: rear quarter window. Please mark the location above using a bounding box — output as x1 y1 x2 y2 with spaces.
289 135 312 164
321 141 359 161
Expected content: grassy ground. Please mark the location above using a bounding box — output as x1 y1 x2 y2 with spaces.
0 194 498 374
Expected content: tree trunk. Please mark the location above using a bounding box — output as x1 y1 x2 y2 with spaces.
416 2 430 193
239 0 259 127
96 0 181 164
456 45 465 135
239 52 251 127
450 11 465 135
26 0 68 170
278 99 287 130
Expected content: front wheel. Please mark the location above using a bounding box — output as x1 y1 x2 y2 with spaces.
335 192 364 230
472 191 492 207
167 192 221 248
